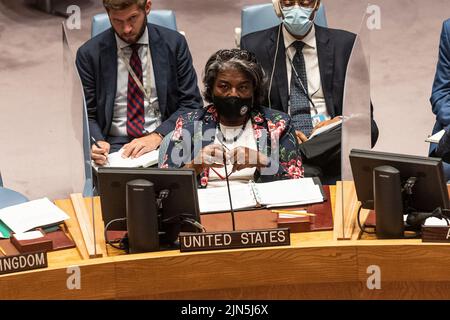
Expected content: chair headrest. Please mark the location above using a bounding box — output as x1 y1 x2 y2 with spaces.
91 10 177 38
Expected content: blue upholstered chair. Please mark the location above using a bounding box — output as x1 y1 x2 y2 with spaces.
0 172 29 209
91 10 178 37
238 2 327 41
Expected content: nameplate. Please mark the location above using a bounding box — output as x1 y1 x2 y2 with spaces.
0 251 48 275
422 226 450 243
179 228 290 252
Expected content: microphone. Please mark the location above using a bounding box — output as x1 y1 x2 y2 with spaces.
406 207 447 229
222 148 236 231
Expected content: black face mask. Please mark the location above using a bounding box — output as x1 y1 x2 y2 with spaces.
213 96 253 122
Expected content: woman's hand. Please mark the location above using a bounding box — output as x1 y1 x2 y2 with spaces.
227 146 269 172
184 144 226 175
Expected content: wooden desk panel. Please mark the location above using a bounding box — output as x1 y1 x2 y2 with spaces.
357 244 450 299
2 193 450 300
113 245 357 299
0 260 116 300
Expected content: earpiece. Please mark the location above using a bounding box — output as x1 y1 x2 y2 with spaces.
267 24 282 109
272 0 283 18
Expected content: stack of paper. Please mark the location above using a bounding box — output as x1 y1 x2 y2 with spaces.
0 198 69 235
256 178 324 208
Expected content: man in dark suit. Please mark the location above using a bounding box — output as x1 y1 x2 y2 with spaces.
241 0 378 183
431 19 450 140
76 0 202 165
430 19 450 180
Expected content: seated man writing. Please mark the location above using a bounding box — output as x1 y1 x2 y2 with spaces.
76 0 203 166
160 49 304 188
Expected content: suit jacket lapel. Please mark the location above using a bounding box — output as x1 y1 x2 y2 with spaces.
266 25 289 113
148 24 168 116
99 29 117 134
315 25 335 117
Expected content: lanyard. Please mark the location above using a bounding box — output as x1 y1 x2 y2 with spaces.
118 45 152 101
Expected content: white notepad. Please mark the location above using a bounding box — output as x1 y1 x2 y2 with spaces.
0 198 69 234
197 178 324 213
93 148 159 169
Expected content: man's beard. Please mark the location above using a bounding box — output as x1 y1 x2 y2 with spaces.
117 16 147 44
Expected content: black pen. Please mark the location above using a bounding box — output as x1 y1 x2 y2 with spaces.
91 137 109 165
91 136 101 149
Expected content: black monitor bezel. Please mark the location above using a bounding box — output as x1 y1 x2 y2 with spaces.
97 167 201 244
349 149 449 211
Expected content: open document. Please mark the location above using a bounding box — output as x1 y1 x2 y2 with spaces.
309 119 342 140
197 177 325 214
93 148 159 170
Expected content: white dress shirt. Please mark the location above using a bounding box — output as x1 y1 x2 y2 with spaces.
283 25 330 125
109 27 161 137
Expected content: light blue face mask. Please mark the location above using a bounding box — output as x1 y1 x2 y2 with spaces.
282 6 315 37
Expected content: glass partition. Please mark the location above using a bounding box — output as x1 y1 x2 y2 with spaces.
62 23 93 197
337 10 372 240
63 22 101 258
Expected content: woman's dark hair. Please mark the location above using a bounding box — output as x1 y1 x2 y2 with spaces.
202 49 268 106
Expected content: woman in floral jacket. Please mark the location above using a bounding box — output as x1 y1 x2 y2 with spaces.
160 49 303 188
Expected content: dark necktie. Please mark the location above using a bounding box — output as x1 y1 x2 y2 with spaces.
290 41 314 136
126 43 145 138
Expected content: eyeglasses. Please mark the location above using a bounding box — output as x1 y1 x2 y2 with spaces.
281 0 318 8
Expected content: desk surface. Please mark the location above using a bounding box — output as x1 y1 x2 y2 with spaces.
1 187 450 300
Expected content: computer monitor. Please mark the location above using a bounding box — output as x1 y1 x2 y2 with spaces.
349 149 449 212
97 167 201 245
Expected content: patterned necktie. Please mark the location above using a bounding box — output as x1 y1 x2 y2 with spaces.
290 41 314 136
126 43 145 138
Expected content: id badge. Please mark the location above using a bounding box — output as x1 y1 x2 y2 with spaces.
311 114 328 127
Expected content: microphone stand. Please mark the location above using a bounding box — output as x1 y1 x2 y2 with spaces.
222 152 236 231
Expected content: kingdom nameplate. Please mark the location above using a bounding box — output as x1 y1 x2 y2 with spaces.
179 228 290 252
422 226 450 243
0 251 48 275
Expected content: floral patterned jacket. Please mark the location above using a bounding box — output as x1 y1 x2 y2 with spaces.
160 105 304 188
